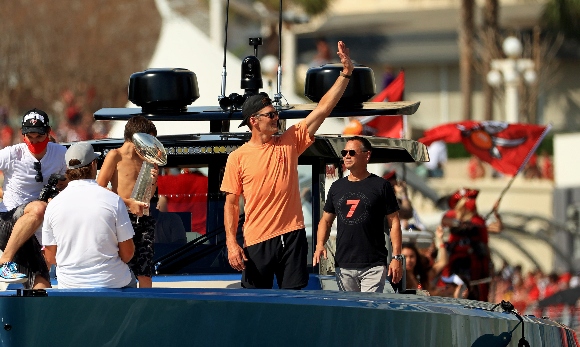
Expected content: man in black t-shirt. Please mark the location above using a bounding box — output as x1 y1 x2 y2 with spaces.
313 136 403 292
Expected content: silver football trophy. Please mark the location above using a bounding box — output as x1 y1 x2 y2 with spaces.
130 132 167 215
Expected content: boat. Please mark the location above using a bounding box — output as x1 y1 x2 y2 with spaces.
0 285 577 346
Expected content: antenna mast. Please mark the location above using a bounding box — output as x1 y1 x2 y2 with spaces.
274 0 284 106
219 0 231 102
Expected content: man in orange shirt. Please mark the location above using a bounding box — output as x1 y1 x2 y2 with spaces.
221 41 353 289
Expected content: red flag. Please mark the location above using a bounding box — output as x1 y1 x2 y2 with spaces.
360 115 404 138
372 70 405 102
346 71 405 138
418 121 551 176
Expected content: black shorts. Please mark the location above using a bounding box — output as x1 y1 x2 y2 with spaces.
128 214 155 277
242 228 308 290
0 203 50 288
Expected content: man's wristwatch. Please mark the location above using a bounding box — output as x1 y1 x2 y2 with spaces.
340 71 351 79
392 254 405 262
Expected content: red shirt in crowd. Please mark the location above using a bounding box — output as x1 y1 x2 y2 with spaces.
157 170 208 234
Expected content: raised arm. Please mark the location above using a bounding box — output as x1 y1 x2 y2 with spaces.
487 200 503 234
430 225 448 275
305 41 354 138
394 180 414 220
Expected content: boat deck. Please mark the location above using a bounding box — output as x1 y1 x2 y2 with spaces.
0 275 576 346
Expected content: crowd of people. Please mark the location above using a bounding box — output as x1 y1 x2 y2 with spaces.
491 264 580 327
0 88 111 151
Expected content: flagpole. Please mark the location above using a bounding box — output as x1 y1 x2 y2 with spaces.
401 68 406 139
484 124 552 220
483 175 516 220
401 70 408 180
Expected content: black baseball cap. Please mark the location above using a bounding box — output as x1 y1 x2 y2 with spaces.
22 108 50 135
239 93 272 128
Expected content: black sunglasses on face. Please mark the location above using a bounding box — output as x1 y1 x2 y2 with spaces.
253 111 279 119
341 149 368 157
33 161 43 183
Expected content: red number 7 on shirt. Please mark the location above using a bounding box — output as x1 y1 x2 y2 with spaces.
346 200 360 218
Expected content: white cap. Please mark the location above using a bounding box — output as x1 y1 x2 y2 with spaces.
65 142 100 169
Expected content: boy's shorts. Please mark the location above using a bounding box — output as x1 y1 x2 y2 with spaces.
128 214 155 277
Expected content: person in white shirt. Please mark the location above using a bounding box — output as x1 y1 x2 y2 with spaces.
0 108 67 288
42 142 136 289
424 140 447 178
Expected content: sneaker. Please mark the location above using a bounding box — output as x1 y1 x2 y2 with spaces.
0 262 27 283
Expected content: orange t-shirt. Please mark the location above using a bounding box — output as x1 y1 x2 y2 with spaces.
221 121 314 246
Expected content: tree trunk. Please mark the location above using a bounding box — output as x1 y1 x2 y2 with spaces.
528 26 541 124
459 0 475 120
482 0 499 121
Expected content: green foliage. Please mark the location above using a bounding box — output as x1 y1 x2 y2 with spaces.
447 143 470 158
536 133 554 155
542 0 580 41
257 0 330 15
292 0 330 15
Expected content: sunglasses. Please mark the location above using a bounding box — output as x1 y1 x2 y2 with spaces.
341 149 368 157
253 111 279 120
33 161 43 183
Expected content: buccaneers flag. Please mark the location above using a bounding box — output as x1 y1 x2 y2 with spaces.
344 71 405 138
418 121 551 176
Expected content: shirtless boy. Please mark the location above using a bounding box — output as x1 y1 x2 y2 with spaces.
97 116 158 288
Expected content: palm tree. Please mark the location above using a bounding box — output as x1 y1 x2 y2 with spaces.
459 0 475 120
481 0 500 121
542 0 580 42
260 0 331 16
256 0 333 57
